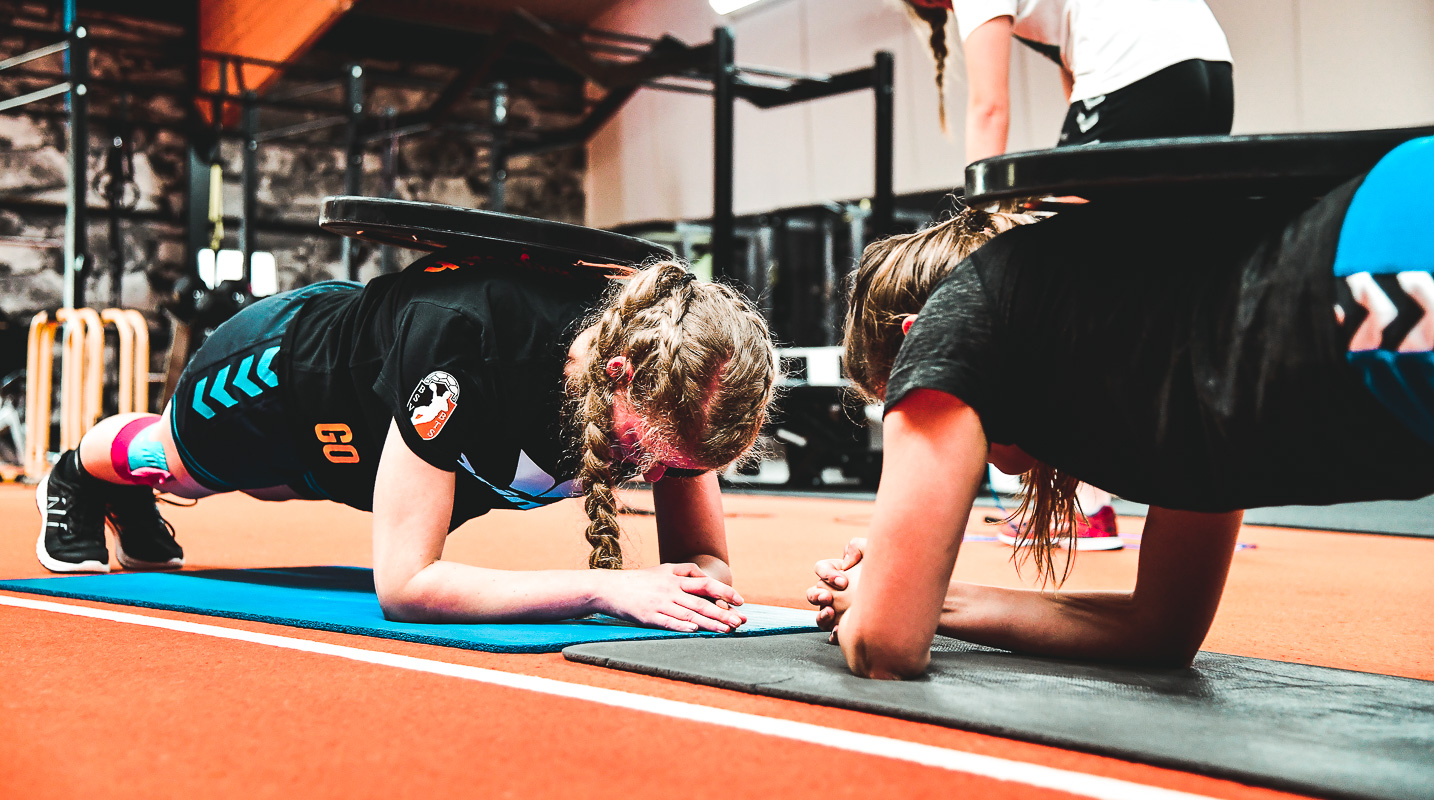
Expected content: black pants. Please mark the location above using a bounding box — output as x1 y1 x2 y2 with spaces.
1058 59 1233 146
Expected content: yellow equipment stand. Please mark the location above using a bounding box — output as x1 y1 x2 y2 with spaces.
24 308 150 480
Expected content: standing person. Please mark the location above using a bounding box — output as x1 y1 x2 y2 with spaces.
36 253 779 634
903 0 1234 159
809 136 1434 678
904 0 1234 547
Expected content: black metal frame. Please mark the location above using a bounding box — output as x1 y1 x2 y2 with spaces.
0 11 897 311
0 25 89 307
712 37 895 280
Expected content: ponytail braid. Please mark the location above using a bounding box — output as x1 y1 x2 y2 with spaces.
579 414 623 570
902 1 952 133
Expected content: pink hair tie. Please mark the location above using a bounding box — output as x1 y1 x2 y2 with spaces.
901 314 919 335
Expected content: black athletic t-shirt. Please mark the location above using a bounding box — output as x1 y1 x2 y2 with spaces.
280 253 607 525
886 180 1434 511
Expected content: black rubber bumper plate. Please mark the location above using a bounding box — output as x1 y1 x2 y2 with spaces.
965 125 1434 205
565 632 1434 800
319 196 671 266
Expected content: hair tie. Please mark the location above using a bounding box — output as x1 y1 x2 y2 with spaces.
960 207 990 233
901 314 918 335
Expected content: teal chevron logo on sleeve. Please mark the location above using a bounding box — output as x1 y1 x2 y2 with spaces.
256 346 280 388
192 377 216 420
210 366 238 408
233 355 264 398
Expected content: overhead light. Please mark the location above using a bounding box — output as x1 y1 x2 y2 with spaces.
710 0 766 14
215 248 244 284
196 248 216 288
196 248 277 294
249 252 278 296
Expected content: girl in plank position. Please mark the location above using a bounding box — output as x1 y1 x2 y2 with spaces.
37 254 778 634
902 0 1235 547
808 136 1434 678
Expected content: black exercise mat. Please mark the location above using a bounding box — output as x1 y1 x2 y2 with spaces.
971 496 1434 539
1240 497 1434 538
565 632 1434 800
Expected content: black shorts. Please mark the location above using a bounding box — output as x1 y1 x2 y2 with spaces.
170 281 360 495
1058 59 1233 146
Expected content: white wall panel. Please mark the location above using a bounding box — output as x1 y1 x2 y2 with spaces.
1205 0 1302 132
1295 0 1434 131
587 0 1434 228
731 0 819 213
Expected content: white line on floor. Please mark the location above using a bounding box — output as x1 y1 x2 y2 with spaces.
1 593 1220 800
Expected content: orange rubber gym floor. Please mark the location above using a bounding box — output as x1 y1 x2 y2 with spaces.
3 482 1431 799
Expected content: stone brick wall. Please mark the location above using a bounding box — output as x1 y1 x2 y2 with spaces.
0 15 587 326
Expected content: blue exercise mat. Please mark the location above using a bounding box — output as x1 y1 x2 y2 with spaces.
0 566 817 653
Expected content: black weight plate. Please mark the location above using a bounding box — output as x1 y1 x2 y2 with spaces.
965 126 1434 205
319 196 672 266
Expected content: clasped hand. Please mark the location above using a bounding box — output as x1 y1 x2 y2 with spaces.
600 563 747 633
805 537 865 642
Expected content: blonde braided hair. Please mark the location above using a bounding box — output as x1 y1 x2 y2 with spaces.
569 261 778 569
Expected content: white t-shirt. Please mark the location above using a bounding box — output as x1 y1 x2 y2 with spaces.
952 0 1232 102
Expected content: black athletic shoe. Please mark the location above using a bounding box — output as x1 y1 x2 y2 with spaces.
104 484 183 570
35 449 110 573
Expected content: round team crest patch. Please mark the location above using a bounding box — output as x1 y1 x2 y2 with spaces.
408 371 460 440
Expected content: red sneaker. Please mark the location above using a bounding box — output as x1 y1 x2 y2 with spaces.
1071 505 1123 551
995 505 1123 551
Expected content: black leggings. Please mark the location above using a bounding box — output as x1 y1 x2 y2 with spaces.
1058 59 1233 146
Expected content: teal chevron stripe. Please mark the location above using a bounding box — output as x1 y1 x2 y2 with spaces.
191 377 216 420
256 346 279 388
210 366 238 408
233 355 264 397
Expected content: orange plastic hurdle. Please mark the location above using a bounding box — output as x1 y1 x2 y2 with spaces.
23 312 57 479
101 308 150 415
24 308 151 480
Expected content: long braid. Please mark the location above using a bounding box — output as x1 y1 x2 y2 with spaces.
903 1 952 133
567 261 779 570
574 282 639 570
579 413 623 570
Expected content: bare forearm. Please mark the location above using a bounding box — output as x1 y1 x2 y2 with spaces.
965 105 1010 165
384 560 605 623
962 16 1013 166
838 392 988 679
936 508 1240 665
654 471 734 586
938 582 1191 665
